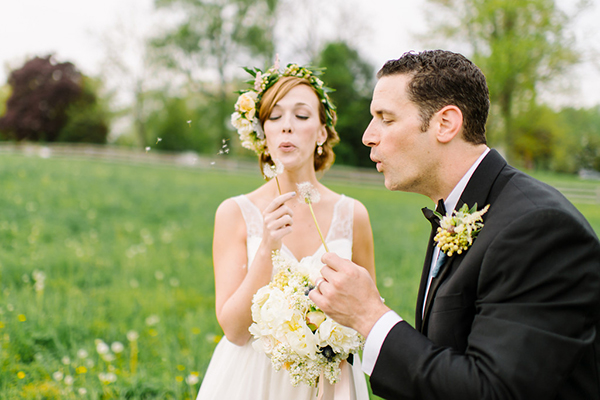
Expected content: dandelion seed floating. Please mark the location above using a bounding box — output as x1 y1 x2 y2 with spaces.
156 137 162 145
145 146 151 153
297 182 328 252
187 120 192 127
263 159 284 194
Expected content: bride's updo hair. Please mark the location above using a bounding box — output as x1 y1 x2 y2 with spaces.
258 76 339 173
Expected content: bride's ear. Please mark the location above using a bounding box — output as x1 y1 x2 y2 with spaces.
435 105 463 144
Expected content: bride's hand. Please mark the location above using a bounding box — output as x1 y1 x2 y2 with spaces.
261 191 296 251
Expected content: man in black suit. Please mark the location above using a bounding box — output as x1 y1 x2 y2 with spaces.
309 50 600 399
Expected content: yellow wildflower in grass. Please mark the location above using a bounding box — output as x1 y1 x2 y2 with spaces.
17 371 25 379
177 365 186 371
176 376 184 383
17 314 26 322
192 327 201 335
76 366 87 374
0 321 4 329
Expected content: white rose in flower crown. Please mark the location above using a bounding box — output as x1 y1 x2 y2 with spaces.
235 92 257 116
317 318 361 355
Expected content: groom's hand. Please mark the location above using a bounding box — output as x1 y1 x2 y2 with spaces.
309 252 390 337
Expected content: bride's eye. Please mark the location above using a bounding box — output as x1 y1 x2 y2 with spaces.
268 114 281 121
296 115 309 120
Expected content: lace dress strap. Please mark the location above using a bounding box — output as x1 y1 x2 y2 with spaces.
327 195 354 244
232 195 263 239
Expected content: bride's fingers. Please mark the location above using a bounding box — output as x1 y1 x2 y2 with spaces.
264 192 296 214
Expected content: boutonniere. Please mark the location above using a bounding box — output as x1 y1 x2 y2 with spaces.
434 203 490 257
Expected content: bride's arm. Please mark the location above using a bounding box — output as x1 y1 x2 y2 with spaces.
212 193 295 346
352 200 376 282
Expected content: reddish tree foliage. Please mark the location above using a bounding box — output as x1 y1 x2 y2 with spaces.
0 55 84 141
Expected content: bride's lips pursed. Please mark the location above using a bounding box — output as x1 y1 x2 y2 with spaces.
279 142 296 152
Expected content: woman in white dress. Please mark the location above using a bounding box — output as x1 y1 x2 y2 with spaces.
196 62 375 400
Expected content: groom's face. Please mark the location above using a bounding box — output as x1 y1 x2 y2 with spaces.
363 74 438 194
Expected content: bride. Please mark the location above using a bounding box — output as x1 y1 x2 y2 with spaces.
196 62 375 400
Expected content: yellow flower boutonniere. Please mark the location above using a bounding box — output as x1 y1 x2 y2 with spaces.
434 203 490 257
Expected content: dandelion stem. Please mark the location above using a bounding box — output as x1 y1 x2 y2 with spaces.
307 201 329 252
275 177 281 195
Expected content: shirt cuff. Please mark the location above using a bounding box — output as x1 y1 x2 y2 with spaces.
361 310 402 376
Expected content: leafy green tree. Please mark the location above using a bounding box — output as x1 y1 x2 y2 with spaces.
316 41 375 167
554 106 600 173
150 0 279 151
425 0 584 161
0 56 109 143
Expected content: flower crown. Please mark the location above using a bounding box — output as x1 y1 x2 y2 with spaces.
231 62 336 155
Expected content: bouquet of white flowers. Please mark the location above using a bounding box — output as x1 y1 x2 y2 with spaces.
249 250 364 388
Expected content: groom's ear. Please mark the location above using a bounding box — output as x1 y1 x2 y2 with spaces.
434 105 463 144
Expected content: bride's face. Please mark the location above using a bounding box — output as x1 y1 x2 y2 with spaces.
263 84 327 171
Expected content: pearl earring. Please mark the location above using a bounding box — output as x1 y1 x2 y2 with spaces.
317 142 324 156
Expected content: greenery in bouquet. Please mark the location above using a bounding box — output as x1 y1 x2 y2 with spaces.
249 250 364 387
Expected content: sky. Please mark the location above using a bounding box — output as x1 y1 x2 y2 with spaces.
1 0 599 108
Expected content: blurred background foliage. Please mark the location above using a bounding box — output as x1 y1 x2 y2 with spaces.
0 0 599 174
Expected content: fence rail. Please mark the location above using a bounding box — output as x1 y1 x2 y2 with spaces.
2 143 599 204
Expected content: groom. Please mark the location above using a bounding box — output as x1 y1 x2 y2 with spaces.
309 50 600 399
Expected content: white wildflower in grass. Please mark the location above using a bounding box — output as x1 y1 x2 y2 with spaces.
64 375 74 386
127 331 139 342
186 373 200 385
77 349 88 359
262 158 284 194
249 250 363 387
145 315 160 326
98 372 117 384
169 277 180 287
154 271 165 281
111 342 124 354
102 353 116 362
296 182 328 252
156 137 162 144
53 371 64 381
187 120 192 126
95 340 109 355
78 388 87 396
62 356 71 365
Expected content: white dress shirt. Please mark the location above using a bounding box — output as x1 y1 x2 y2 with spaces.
362 147 490 376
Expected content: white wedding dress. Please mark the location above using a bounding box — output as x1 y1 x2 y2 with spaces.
196 194 369 400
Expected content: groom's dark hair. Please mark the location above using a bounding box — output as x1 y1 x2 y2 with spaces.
378 50 489 145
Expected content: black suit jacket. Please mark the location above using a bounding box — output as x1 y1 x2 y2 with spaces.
370 150 600 399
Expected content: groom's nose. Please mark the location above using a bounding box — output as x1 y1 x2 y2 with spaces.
362 119 378 148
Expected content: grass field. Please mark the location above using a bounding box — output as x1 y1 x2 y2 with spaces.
1 153 599 399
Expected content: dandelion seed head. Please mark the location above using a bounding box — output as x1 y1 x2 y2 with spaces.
296 182 321 204
186 374 200 385
111 341 124 354
263 158 284 179
127 330 139 342
53 371 64 381
146 315 160 326
77 349 88 359
95 340 109 355
64 375 74 385
62 356 71 365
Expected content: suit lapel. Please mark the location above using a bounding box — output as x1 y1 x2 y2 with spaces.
420 149 507 332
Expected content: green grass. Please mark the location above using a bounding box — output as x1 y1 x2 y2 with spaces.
1 153 599 399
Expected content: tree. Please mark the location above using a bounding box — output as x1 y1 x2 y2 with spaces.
425 0 584 162
316 41 375 167
150 0 279 150
0 56 109 143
